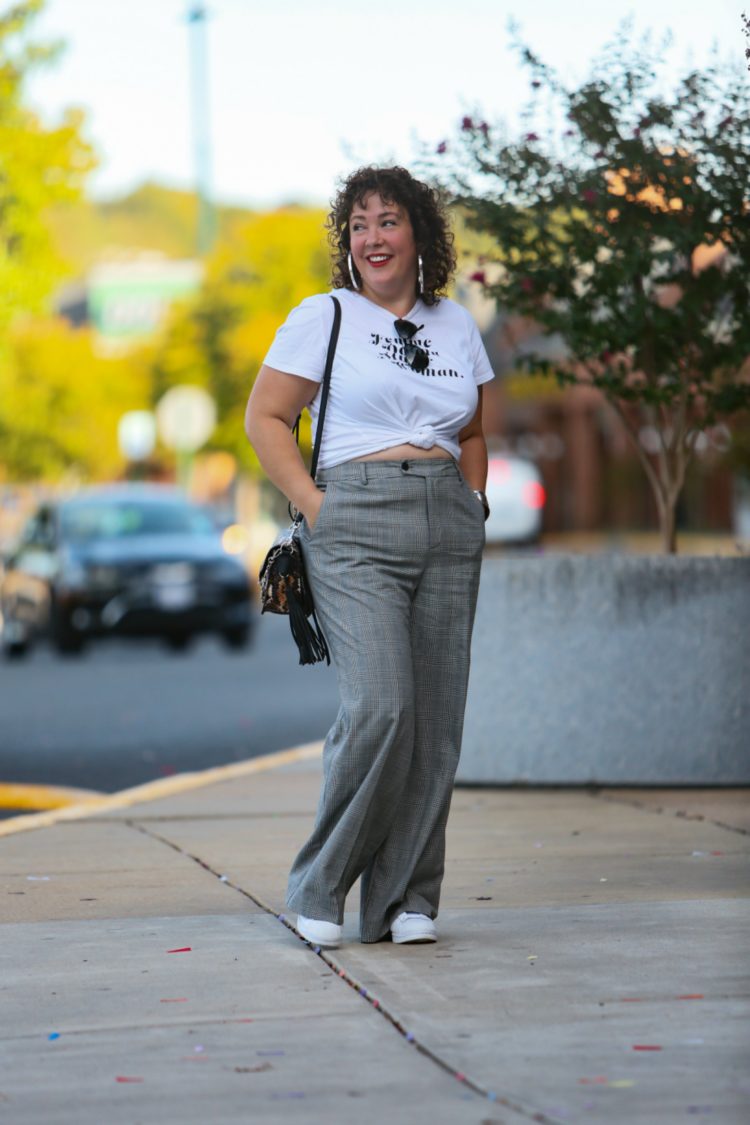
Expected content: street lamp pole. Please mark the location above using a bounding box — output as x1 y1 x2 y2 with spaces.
186 4 216 256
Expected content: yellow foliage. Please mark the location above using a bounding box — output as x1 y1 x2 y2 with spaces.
45 182 256 274
150 207 331 472
505 371 564 401
0 0 96 345
0 318 150 481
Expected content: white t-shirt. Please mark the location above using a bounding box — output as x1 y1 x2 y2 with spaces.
263 288 495 470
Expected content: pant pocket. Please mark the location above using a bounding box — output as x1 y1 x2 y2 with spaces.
305 483 334 540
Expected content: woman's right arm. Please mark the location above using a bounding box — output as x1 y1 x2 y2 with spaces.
245 365 326 526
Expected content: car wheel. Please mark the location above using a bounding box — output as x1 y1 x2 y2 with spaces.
165 632 193 653
51 606 86 656
53 629 86 656
221 625 251 651
1 612 30 658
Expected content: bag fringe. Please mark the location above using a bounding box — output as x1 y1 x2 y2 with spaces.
287 586 330 666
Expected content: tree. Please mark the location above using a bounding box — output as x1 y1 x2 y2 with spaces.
431 26 750 552
45 181 258 274
1 317 151 480
0 0 95 345
150 207 331 471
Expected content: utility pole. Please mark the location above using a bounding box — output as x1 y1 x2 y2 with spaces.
186 4 216 256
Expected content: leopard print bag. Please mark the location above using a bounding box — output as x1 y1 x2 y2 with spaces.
258 519 329 665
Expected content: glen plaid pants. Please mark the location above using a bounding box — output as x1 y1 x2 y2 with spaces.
286 458 485 943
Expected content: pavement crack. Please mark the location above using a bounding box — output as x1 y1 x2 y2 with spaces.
589 790 750 837
129 818 564 1125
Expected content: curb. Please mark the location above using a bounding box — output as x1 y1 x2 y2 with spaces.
0 741 324 839
0 782 103 811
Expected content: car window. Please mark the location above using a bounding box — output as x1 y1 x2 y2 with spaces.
20 508 56 549
60 502 215 543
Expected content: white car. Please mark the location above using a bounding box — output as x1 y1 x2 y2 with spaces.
483 455 545 545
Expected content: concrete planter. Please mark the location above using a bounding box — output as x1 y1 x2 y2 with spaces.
459 554 750 784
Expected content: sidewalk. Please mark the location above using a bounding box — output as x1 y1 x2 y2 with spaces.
1 746 748 1124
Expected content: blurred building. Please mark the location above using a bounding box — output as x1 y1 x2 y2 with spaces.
57 256 202 353
473 303 740 536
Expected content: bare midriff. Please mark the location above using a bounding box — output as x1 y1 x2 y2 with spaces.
353 443 453 463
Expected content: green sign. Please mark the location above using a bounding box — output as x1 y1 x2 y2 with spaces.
87 262 202 342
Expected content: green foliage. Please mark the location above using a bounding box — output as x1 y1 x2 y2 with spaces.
430 25 750 550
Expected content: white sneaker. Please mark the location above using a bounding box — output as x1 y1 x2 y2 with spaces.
391 912 437 944
296 915 342 948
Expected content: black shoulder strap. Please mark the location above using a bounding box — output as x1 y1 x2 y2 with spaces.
309 295 341 480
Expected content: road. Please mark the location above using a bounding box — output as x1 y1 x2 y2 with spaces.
0 614 340 794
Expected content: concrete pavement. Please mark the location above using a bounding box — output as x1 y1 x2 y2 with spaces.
1 746 748 1124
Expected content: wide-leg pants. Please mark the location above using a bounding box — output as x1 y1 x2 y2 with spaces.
286 458 485 942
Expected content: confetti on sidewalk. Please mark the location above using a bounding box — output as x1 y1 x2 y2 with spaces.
26 876 50 881
578 1076 636 1088
48 1032 60 1041
633 1044 663 1051
115 1076 143 1083
166 947 191 953
622 994 704 1002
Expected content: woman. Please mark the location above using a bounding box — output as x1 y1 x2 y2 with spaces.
245 166 493 948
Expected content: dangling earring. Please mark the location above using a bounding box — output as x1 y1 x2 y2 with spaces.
347 251 360 291
417 254 425 295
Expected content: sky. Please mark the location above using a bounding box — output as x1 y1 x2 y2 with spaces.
24 0 747 209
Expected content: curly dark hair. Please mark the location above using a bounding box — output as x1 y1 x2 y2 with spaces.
326 166 456 307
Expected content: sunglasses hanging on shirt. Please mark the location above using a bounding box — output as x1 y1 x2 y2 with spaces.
394 319 429 372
